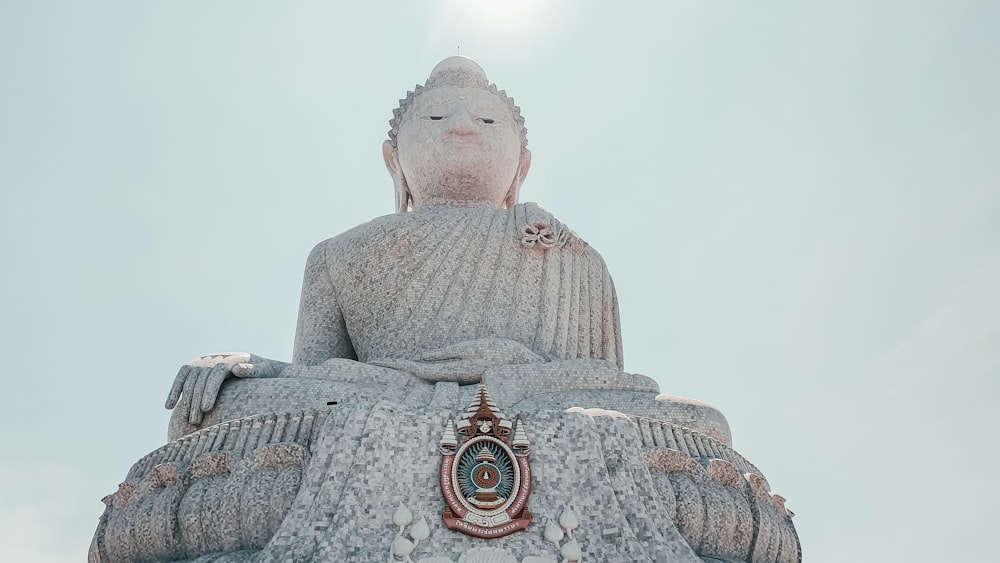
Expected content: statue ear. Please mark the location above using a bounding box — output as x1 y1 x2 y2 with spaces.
503 149 531 209
383 140 411 213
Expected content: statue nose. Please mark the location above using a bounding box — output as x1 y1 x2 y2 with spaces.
447 108 477 136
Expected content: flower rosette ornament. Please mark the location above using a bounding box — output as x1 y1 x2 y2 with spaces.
520 221 558 249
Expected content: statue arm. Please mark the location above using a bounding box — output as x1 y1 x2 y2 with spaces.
165 242 355 425
605 264 624 371
292 240 357 365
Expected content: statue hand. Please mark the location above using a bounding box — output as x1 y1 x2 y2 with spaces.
420 339 546 365
165 352 284 425
369 340 547 384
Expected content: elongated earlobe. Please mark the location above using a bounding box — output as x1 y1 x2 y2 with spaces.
383 141 411 212
504 150 532 208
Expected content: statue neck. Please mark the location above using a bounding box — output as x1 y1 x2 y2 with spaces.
412 198 506 211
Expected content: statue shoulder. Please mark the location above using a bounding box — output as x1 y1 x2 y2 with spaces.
308 212 417 262
515 202 606 263
515 202 577 237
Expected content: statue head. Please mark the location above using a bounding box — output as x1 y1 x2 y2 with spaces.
383 57 532 212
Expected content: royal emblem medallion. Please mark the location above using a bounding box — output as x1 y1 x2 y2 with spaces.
439 382 532 538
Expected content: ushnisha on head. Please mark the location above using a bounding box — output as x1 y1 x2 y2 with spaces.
383 56 532 212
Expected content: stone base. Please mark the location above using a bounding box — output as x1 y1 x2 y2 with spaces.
93 388 799 562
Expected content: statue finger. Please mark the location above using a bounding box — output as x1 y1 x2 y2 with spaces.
165 365 191 409
421 345 469 361
178 371 197 424
174 391 192 429
201 364 230 413
188 369 210 425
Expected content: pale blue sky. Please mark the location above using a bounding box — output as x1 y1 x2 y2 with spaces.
1 1 998 560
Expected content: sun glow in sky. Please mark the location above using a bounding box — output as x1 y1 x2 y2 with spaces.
435 0 560 39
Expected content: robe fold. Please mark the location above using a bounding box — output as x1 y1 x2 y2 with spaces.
293 202 624 370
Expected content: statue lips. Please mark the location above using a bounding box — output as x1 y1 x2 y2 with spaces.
443 125 483 146
444 138 484 155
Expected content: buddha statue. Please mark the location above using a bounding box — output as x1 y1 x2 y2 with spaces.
91 57 801 563
162 56 646 440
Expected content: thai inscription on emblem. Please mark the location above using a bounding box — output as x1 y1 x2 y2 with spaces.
439 382 533 538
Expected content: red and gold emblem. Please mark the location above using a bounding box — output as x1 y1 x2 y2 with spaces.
439 382 532 538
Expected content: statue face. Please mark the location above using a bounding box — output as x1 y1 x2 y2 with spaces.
396 85 523 208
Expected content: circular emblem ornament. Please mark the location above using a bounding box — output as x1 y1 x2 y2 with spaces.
439 383 532 538
456 437 515 510
471 460 502 490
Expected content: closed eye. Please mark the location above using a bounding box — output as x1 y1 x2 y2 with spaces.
429 116 443 121
480 118 495 124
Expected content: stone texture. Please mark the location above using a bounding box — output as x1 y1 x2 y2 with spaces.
92 56 800 562
95 396 798 562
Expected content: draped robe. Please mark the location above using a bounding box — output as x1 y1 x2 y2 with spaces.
293 202 624 373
